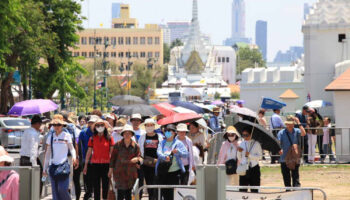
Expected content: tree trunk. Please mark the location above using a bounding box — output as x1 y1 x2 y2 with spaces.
0 73 13 114
8 85 14 107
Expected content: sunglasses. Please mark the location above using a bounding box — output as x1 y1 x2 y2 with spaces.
95 124 105 128
242 134 250 138
52 124 63 127
226 133 236 137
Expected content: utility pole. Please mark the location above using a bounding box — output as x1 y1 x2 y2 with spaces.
93 29 97 109
103 40 109 111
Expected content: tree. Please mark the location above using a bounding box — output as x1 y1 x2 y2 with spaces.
130 64 153 99
214 92 221 100
231 92 240 99
236 47 266 74
170 39 184 49
163 43 170 64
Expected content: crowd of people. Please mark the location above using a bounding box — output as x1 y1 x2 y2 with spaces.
0 100 336 200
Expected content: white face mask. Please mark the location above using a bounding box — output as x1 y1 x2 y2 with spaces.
96 127 105 133
228 135 236 142
145 126 155 133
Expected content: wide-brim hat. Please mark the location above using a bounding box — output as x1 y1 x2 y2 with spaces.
88 115 100 123
0 146 14 163
91 119 109 131
114 118 127 131
131 113 142 121
105 113 115 120
49 118 67 126
176 123 188 132
213 107 221 113
120 124 135 136
223 126 241 139
285 115 296 125
143 118 157 126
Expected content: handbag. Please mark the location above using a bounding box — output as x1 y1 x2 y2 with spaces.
225 159 237 175
107 178 117 200
48 132 71 180
285 130 301 170
143 156 157 168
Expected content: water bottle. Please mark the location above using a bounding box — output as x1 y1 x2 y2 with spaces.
41 176 47 182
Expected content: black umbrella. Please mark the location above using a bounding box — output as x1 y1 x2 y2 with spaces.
110 95 145 106
114 104 160 116
234 120 281 152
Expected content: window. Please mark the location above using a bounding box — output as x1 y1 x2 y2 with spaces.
126 37 131 45
96 37 102 45
118 52 124 58
218 57 221 62
73 52 80 57
147 52 153 58
96 52 102 57
140 37 146 44
133 52 139 58
81 37 87 45
3 119 30 126
126 52 131 58
103 37 109 44
140 52 146 58
89 52 95 58
111 52 117 58
89 37 95 45
222 57 225 63
155 52 160 58
82 52 87 57
104 52 109 57
226 57 230 62
111 37 116 45
118 37 124 45
133 37 138 45
147 37 153 45
155 37 160 44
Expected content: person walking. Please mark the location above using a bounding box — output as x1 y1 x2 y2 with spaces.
79 115 98 200
210 107 222 134
270 109 285 164
176 123 195 185
156 124 188 200
83 119 114 200
277 115 306 188
43 118 77 200
237 128 262 193
295 106 310 163
0 146 19 200
217 126 241 186
109 124 142 200
138 118 163 200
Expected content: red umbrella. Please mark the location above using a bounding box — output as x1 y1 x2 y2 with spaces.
158 112 202 126
152 102 176 117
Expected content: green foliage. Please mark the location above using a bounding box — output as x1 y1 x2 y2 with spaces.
163 43 170 64
214 92 221 100
237 47 266 74
170 39 184 49
231 92 240 99
130 64 153 99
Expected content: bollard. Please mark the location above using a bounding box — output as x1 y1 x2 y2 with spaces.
196 164 226 200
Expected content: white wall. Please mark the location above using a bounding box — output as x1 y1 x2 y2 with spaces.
333 91 350 163
213 47 237 84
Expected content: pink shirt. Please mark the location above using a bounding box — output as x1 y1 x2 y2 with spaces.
0 170 19 200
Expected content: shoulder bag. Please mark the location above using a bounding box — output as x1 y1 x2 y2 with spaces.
285 130 301 170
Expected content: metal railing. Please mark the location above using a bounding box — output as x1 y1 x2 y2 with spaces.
135 185 196 200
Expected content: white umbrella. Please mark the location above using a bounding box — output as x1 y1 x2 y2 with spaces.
305 100 332 108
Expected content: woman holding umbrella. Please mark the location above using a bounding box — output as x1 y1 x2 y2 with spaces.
237 127 262 193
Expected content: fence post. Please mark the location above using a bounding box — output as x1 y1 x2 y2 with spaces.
196 165 226 200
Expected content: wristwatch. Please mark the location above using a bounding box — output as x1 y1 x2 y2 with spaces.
297 124 302 126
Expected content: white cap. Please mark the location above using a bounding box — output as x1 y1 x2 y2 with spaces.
144 118 156 126
88 115 99 123
176 123 188 132
121 124 135 136
105 113 115 120
131 113 142 120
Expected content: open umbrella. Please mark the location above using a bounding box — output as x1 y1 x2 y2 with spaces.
152 102 176 117
234 120 281 152
261 97 286 110
230 105 258 123
114 104 160 116
8 99 58 116
170 101 204 114
305 100 332 108
157 113 202 126
110 95 145 106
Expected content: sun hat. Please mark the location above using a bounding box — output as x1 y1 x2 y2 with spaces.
165 124 176 132
92 119 109 131
223 126 241 139
284 115 296 125
120 124 135 136
176 123 188 132
0 146 14 163
53 114 64 121
131 113 142 120
88 115 100 123
113 118 127 131
213 107 221 113
144 118 156 126
49 118 67 126
105 113 115 120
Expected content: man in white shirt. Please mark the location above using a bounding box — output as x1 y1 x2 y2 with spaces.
20 115 42 166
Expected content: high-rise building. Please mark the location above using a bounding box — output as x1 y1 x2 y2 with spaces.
273 46 303 64
224 0 250 46
159 24 171 45
167 21 191 43
304 3 311 20
255 20 267 60
112 3 121 19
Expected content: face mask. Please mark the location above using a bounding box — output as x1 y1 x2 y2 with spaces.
165 131 173 139
228 135 236 142
145 127 155 133
96 127 105 133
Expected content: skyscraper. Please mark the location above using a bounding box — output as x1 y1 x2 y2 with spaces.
255 20 267 60
304 3 311 20
112 3 121 19
167 21 191 43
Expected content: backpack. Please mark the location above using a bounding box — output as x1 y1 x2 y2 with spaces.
284 130 302 170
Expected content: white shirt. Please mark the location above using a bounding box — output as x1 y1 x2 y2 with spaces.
238 139 262 168
46 131 74 165
20 127 40 165
226 143 238 162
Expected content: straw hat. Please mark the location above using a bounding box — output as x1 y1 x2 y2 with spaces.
120 124 135 136
49 118 67 126
0 146 14 163
113 118 127 131
176 123 188 132
213 107 221 113
223 126 241 139
284 115 296 125
91 119 109 131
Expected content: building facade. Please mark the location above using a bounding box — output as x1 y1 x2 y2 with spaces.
167 21 191 43
72 4 163 65
255 20 267 61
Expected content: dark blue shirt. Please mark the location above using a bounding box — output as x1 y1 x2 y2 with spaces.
277 128 301 163
295 113 307 128
209 116 221 133
79 127 93 163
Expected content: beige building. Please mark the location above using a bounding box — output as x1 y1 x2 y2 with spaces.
72 4 163 65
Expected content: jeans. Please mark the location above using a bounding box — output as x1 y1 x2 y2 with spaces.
117 189 132 200
280 162 300 187
308 134 317 162
322 144 335 161
239 165 260 193
180 165 190 185
83 163 94 200
92 163 109 200
143 165 157 200
50 175 71 200
158 170 181 200
73 166 81 200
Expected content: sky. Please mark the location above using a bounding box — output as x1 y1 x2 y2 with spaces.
80 0 317 62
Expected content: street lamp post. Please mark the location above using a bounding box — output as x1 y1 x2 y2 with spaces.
102 40 110 111
93 30 98 109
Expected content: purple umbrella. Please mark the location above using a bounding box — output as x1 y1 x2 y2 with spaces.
211 100 224 105
8 99 58 116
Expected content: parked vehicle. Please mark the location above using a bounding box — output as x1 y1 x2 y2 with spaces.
0 117 31 147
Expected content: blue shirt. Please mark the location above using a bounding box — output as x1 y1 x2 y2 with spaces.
295 113 307 128
277 128 301 163
78 127 93 163
209 116 221 133
270 113 285 129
